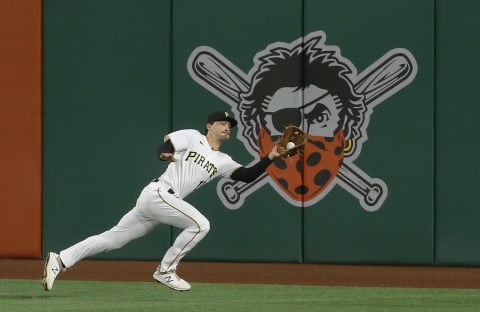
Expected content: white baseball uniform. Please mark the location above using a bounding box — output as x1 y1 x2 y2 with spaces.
59 129 242 273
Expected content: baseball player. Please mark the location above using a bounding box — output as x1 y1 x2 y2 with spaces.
42 111 282 291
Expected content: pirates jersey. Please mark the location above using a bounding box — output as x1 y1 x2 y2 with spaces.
157 129 241 199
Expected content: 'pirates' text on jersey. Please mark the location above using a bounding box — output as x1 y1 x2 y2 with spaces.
184 151 218 178
156 129 241 199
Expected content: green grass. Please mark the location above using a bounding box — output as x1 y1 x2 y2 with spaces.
1 279 479 312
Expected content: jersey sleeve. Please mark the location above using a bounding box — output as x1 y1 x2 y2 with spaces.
217 154 242 179
164 129 198 152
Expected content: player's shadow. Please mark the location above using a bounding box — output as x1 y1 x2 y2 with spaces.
0 294 67 299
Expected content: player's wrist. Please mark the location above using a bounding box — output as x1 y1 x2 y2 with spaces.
267 152 277 160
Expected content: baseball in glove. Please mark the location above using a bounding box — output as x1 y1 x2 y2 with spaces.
276 125 308 158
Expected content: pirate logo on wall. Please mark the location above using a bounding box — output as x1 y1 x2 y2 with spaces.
188 30 417 212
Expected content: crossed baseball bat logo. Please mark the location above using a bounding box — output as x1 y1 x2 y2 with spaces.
188 44 417 212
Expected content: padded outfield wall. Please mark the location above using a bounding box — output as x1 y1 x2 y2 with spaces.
35 0 480 266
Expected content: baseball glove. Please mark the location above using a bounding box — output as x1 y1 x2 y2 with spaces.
276 125 308 158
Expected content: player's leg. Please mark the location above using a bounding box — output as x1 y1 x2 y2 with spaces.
144 187 210 290
43 203 155 291
157 202 210 273
59 206 155 268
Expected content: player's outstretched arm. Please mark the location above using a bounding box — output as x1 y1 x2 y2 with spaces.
230 145 281 183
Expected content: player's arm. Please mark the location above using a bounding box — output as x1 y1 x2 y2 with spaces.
230 145 281 183
157 140 176 162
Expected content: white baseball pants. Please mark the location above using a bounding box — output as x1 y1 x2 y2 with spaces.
59 181 210 273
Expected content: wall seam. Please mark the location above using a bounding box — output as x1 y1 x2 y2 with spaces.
301 0 306 264
432 0 438 266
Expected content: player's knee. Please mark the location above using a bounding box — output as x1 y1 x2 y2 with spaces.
102 238 126 251
198 218 210 234
100 232 130 251
191 217 210 237
185 216 210 238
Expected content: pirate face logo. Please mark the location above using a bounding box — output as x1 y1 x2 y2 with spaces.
255 85 346 201
188 30 417 212
261 86 342 137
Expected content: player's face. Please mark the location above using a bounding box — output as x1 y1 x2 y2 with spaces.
209 120 231 142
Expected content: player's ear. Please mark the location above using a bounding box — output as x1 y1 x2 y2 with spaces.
206 122 213 132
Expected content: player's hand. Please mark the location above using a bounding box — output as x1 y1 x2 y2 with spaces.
160 153 176 162
267 145 282 160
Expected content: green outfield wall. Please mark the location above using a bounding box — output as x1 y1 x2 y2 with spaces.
42 0 480 266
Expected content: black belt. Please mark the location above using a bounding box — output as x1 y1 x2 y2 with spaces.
152 179 175 195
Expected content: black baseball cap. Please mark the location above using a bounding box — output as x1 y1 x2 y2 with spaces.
206 111 238 128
